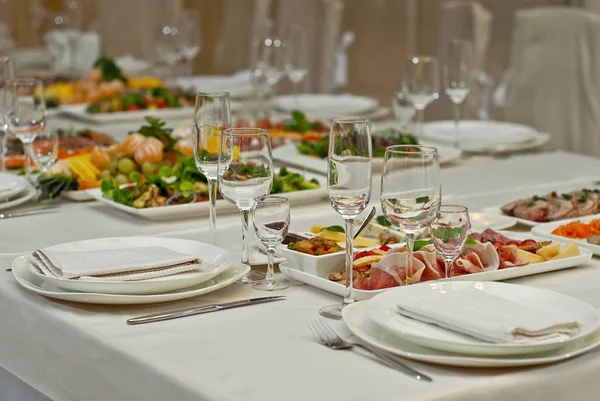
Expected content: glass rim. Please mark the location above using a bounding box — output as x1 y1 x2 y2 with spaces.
331 116 369 124
439 204 469 213
195 91 230 98
385 145 438 155
258 195 290 205
222 127 269 136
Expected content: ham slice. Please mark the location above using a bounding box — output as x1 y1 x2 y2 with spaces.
497 245 526 269
453 242 500 276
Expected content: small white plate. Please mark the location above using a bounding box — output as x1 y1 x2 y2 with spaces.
23 237 233 295
62 189 94 201
176 75 254 99
272 94 379 116
366 281 600 356
12 260 250 305
469 211 517 232
531 214 600 255
342 301 600 368
422 120 538 147
0 187 37 211
0 172 29 200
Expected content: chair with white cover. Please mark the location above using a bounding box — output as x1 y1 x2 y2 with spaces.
505 6 600 156
435 0 494 120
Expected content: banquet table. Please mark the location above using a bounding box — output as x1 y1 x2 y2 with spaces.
2 150 600 401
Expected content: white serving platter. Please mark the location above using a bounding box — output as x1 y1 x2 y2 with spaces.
272 94 378 116
531 214 600 255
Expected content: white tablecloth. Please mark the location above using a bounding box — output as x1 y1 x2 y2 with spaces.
2 151 600 401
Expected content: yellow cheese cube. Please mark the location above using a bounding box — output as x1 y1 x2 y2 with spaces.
551 242 580 260
536 242 561 259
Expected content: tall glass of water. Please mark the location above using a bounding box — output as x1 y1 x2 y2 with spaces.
381 145 441 283
0 57 13 171
193 92 231 245
443 39 474 149
219 128 273 284
320 117 372 319
6 79 46 183
403 56 439 136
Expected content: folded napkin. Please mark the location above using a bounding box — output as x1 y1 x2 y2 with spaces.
396 287 580 344
30 246 202 282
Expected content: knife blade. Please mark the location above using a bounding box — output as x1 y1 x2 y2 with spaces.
0 207 59 219
127 295 287 325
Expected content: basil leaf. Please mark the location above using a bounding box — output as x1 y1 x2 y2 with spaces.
324 225 345 233
561 193 573 200
466 236 477 245
416 196 429 203
413 239 432 251
433 227 466 243
376 216 391 227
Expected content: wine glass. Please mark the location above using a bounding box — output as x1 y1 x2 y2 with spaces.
252 196 290 291
193 92 232 246
391 91 416 132
283 25 309 98
430 205 470 278
6 79 47 183
253 21 285 118
443 39 474 149
0 56 14 171
30 129 59 173
219 128 274 284
320 117 372 319
403 56 440 136
380 145 441 283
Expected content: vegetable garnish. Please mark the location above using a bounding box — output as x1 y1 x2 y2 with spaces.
284 111 323 133
376 215 391 227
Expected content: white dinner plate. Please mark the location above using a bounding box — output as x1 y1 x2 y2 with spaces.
12 260 250 305
272 142 461 175
280 232 593 301
176 75 254 99
0 172 29 200
421 120 539 149
366 281 600 356
87 168 327 221
342 301 600 367
531 214 600 256
272 94 379 116
469 211 518 232
0 187 37 211
22 237 233 295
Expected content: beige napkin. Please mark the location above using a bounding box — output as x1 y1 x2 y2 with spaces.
30 246 203 282
396 287 581 344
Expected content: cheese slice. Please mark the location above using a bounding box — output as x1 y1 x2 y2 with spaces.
317 229 378 248
551 242 580 260
536 242 561 259
353 255 384 268
515 248 545 264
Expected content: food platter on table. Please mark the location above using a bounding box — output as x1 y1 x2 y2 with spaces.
531 214 600 256
279 230 591 301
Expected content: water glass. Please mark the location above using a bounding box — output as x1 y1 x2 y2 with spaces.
403 55 439 136
219 128 274 284
30 129 59 173
430 205 470 278
193 91 232 245
380 145 441 283
283 25 309 97
252 196 290 291
0 56 14 171
391 91 415 132
320 117 372 319
443 39 474 149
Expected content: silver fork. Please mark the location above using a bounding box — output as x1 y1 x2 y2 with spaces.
308 318 432 382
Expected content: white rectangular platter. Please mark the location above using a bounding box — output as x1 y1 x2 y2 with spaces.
531 215 600 255
279 232 593 301
87 168 327 221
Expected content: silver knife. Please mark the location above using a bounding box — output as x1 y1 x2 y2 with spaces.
0 207 59 219
127 296 287 325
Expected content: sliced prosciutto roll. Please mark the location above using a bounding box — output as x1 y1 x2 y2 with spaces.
453 242 500 276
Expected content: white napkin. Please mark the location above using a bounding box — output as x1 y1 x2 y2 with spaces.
396 287 580 344
30 246 202 282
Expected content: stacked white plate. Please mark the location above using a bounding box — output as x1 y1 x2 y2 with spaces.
0 173 37 211
272 94 380 119
342 281 600 367
12 237 250 305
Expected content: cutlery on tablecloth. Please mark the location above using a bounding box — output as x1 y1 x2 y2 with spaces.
308 318 433 382
0 207 59 219
127 296 287 325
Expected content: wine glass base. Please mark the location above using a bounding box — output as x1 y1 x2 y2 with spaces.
237 269 266 284
319 304 344 320
252 278 289 291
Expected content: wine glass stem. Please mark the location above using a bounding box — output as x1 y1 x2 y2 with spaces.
343 218 355 307
405 232 415 282
417 108 424 136
207 178 218 245
266 247 275 287
445 259 454 279
240 209 250 265
0 132 4 172
23 142 32 184
453 102 461 149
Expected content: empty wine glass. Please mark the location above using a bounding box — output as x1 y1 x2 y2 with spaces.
0 56 14 171
403 56 440 136
252 196 290 291
30 129 59 173
6 79 46 183
430 205 470 278
283 25 309 98
193 91 232 246
443 39 474 149
320 117 372 319
380 145 441 283
391 91 416 132
219 128 274 284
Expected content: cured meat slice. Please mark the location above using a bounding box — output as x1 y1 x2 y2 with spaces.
501 200 522 215
497 245 522 268
512 200 548 222
453 242 500 276
545 196 577 221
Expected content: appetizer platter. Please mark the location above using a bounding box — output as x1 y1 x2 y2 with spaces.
279 229 591 301
531 215 600 255
490 188 600 226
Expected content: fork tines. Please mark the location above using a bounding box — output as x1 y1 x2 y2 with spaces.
309 318 342 345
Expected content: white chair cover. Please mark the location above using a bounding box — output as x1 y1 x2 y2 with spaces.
505 6 600 156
